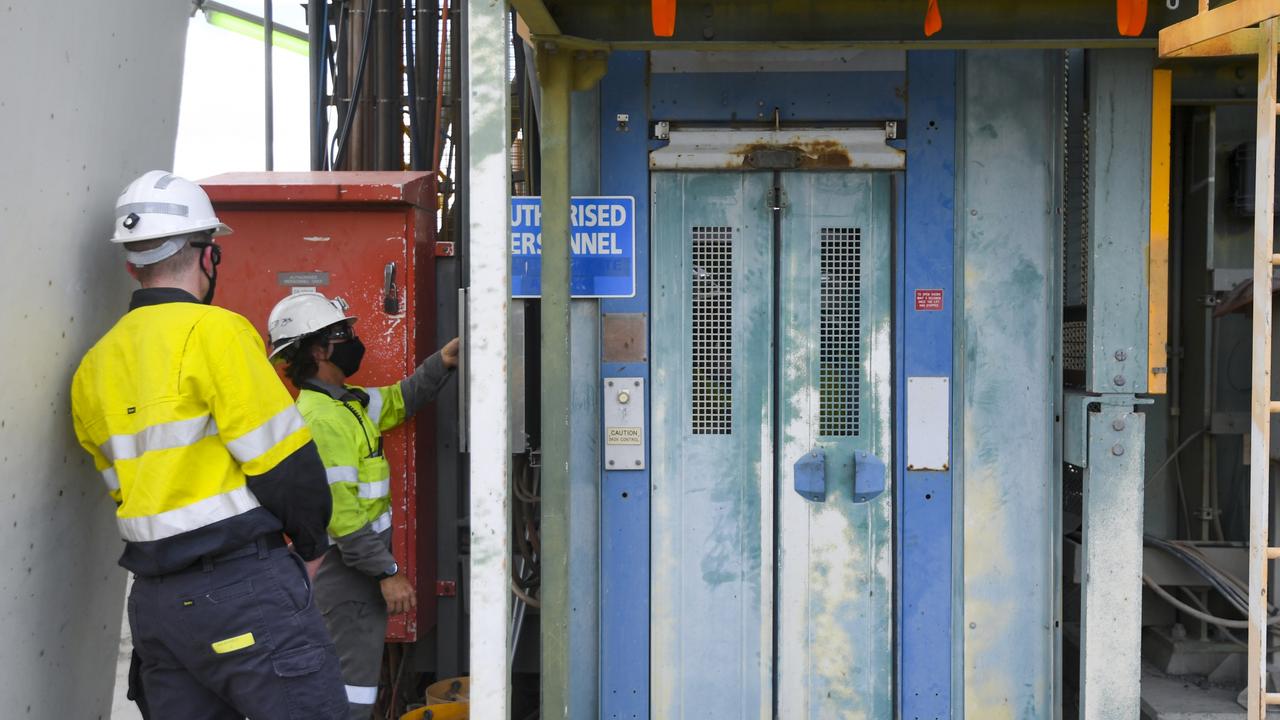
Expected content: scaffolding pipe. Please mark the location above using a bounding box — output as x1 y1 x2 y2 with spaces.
374 0 394 169
264 0 274 170
1248 17 1277 720
307 0 328 170
536 45 573 720
465 0 512 714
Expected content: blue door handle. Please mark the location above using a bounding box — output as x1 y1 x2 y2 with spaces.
852 451 886 503
794 449 826 502
796 449 884 503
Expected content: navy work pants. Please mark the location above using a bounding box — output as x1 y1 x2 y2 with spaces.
128 537 347 719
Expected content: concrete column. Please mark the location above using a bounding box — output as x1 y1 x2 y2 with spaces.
465 0 512 715
536 45 574 720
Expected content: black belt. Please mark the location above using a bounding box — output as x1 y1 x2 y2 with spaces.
197 533 286 572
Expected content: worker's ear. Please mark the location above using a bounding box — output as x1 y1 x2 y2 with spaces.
125 262 139 281
311 341 330 362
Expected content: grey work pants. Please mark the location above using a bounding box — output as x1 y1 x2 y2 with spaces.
127 538 347 719
320 588 388 719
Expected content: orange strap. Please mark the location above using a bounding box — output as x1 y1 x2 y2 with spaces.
652 0 676 37
1116 0 1147 36
924 0 942 37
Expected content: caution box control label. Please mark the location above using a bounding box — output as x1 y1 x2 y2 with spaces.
607 427 642 445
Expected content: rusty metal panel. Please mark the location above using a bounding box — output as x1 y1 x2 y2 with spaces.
650 127 904 171
602 312 648 362
202 171 438 642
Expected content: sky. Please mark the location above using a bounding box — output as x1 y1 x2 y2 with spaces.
173 1 311 180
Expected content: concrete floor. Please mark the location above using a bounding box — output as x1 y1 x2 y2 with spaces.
1140 662 1280 719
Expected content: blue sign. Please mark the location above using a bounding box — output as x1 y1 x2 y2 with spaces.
510 196 636 298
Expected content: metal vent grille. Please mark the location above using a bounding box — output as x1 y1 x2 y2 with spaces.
1080 109 1091 299
1064 320 1087 373
691 226 734 434
820 228 862 437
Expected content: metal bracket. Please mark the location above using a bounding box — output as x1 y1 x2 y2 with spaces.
1063 391 1154 467
768 185 788 211
533 39 609 92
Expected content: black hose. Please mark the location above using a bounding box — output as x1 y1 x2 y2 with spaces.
333 0 376 169
404 0 426 171
310 0 328 170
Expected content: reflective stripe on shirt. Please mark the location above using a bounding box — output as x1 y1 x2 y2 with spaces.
357 479 390 500
117 485 261 542
225 406 305 464
325 466 358 485
101 414 218 463
365 388 385 426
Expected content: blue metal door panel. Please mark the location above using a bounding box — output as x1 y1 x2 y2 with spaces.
651 171 775 720
652 170 894 719
776 172 895 719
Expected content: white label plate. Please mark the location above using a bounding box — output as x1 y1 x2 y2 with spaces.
907 376 950 471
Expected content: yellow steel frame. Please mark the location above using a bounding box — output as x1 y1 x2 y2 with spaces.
1150 68 1172 395
1161 5 1279 718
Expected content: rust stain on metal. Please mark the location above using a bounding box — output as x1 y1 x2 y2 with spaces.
907 462 950 472
736 140 854 169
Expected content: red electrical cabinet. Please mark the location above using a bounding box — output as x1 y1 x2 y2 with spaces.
202 172 438 641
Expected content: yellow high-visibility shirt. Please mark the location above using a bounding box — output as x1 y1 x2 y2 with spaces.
71 288 332 576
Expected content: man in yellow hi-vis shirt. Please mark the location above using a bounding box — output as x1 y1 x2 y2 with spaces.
71 171 347 719
266 291 456 719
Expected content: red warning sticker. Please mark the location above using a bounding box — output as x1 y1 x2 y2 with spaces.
915 289 944 311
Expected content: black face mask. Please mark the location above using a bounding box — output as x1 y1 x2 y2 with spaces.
201 263 218 305
328 337 366 378
192 241 221 305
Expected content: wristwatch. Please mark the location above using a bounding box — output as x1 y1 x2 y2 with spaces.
376 561 399 581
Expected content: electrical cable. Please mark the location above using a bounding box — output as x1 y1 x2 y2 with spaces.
323 1 349 169
1144 535 1280 626
1144 575 1249 629
511 578 541 608
1173 460 1192 539
1176 585 1250 645
1151 428 1206 540
1225 336 1250 393
332 0 376 169
1149 426 1208 483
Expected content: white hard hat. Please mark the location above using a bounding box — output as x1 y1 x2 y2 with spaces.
111 171 232 264
266 292 358 359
